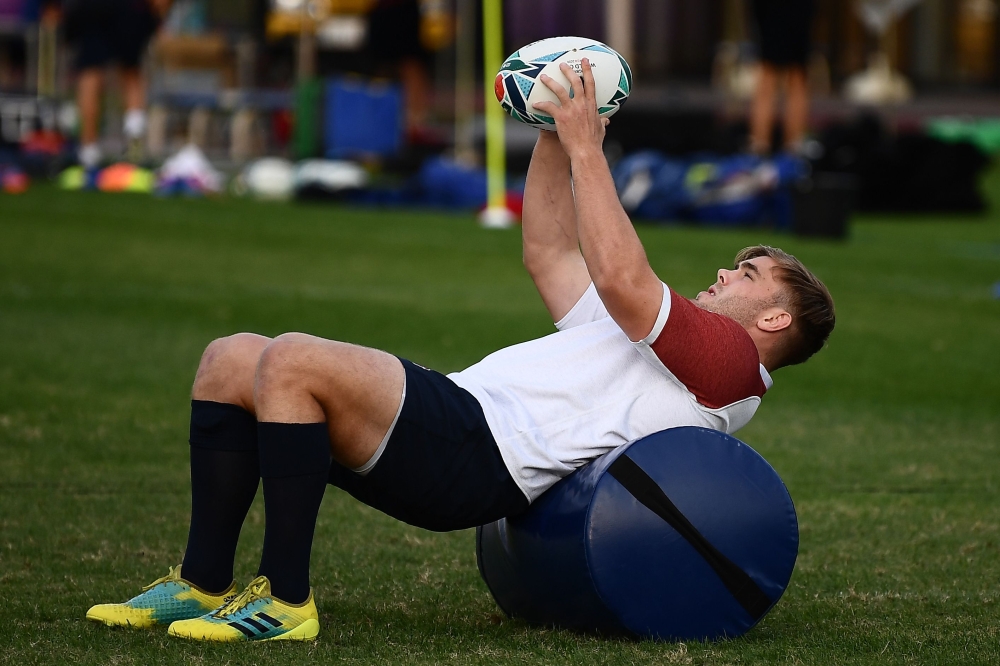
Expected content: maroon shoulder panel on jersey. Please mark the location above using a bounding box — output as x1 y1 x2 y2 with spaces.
649 289 767 409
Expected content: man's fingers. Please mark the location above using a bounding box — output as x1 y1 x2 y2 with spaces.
560 62 585 102
539 73 571 106
602 118 610 128
532 100 559 117
581 58 598 104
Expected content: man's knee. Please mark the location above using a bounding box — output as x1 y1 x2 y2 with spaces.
192 333 270 405
254 333 321 397
199 332 270 375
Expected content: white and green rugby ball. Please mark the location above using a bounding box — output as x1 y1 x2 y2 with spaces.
495 36 632 130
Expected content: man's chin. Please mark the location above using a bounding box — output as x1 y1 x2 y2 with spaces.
693 294 720 314
699 294 771 328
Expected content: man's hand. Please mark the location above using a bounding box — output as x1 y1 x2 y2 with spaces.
532 59 609 160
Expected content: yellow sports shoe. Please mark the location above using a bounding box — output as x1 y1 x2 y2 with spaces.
167 576 320 642
86 565 238 629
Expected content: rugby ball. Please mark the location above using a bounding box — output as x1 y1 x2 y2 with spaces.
495 36 632 130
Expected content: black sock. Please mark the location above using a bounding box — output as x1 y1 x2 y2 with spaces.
181 400 260 594
256 422 331 604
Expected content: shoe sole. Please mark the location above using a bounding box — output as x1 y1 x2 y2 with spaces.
266 618 320 641
85 612 156 629
167 618 320 642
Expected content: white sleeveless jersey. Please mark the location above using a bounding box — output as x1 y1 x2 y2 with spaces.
448 283 772 502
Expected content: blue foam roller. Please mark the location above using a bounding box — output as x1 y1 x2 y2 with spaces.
476 427 798 641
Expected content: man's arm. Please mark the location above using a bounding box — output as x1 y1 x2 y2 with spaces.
532 61 663 342
521 130 592 322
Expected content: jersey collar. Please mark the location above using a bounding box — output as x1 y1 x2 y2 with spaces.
759 364 774 391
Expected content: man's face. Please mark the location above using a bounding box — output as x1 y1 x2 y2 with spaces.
695 256 786 327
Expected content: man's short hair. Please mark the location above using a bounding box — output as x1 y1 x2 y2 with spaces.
735 245 835 368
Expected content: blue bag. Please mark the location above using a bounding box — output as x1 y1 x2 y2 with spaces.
325 77 403 158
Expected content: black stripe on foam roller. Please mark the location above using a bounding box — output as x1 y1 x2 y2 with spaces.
608 454 773 621
228 621 256 638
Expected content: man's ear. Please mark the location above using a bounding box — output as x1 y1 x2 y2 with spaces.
756 307 792 333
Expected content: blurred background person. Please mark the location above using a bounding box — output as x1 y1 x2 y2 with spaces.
45 0 171 168
748 0 817 154
367 0 433 143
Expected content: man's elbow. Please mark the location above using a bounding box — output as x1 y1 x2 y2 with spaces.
523 246 563 281
593 266 657 303
522 248 541 279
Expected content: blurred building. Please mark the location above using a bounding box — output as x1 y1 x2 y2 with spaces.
507 0 1000 90
5 1 1000 96
3 0 1000 166
814 0 999 89
3 1 997 88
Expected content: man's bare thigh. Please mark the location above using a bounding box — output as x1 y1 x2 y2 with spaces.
254 333 406 469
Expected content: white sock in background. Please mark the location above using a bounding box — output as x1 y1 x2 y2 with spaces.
79 143 102 169
123 109 147 140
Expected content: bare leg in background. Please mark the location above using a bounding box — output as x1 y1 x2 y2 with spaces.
750 64 778 154
750 64 810 154
76 69 104 146
783 67 809 151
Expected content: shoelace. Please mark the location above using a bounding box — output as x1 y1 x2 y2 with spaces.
213 576 270 618
141 565 181 592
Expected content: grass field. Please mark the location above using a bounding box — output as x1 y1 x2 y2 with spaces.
1 180 999 665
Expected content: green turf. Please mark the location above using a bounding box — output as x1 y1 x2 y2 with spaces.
1 180 998 665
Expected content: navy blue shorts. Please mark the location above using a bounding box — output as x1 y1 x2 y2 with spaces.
751 0 816 67
327 358 529 532
64 0 160 71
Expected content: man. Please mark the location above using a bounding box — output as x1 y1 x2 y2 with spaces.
48 0 170 168
86 61 834 642
748 0 817 154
